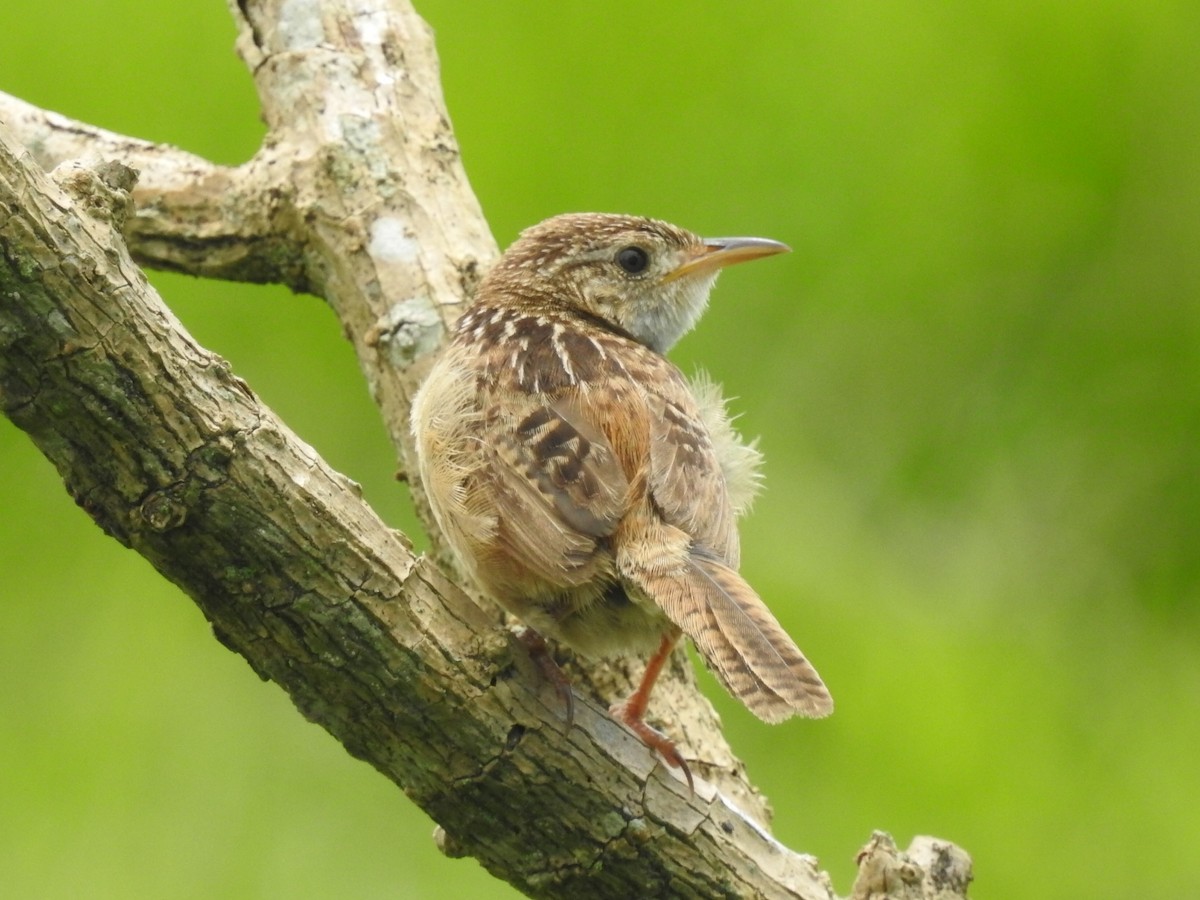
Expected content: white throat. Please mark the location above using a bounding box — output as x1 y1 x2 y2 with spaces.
625 273 719 353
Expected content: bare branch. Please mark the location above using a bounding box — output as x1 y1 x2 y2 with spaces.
0 90 213 178
0 91 292 286
0 0 971 897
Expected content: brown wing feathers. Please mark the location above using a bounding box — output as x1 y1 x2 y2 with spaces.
484 399 626 582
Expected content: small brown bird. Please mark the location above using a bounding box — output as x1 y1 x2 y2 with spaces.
412 213 832 788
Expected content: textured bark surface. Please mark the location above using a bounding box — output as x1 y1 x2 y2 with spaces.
0 1 971 897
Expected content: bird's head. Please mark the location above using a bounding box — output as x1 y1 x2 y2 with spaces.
479 213 789 353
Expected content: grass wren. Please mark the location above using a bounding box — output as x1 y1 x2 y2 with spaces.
411 213 832 789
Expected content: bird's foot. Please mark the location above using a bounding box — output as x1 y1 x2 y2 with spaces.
515 626 575 730
608 698 694 794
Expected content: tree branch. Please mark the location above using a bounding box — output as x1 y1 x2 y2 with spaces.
0 1 970 897
0 91 292 286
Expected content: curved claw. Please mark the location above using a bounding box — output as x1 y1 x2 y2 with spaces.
609 698 695 794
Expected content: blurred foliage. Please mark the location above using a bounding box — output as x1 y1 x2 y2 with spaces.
2 1 1197 898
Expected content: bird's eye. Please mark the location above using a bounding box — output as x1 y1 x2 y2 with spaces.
615 246 650 275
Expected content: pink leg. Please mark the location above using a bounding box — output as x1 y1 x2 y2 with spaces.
609 630 694 793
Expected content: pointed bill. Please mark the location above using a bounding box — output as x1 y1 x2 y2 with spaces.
664 236 791 282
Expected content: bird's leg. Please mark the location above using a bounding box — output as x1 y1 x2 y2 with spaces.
609 629 694 793
515 626 575 729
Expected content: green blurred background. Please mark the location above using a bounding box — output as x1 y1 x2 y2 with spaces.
2 1 1197 897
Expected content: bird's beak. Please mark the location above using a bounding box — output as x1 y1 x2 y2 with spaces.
663 236 790 282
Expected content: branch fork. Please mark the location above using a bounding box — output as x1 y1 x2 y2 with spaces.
0 1 970 897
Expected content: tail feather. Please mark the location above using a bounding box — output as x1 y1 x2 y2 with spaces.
632 550 833 722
